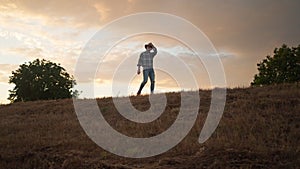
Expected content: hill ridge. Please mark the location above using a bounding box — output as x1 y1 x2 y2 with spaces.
0 84 299 168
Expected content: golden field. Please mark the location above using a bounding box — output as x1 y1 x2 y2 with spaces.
0 84 299 169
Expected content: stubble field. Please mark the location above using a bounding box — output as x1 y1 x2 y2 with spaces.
0 84 299 169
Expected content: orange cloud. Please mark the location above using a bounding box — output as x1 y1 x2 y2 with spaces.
0 0 300 101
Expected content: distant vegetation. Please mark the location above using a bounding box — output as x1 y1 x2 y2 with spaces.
251 44 300 86
8 59 76 102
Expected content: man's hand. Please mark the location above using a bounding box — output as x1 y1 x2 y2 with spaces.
137 68 141 75
149 42 154 48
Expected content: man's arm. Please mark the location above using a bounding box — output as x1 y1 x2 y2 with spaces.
137 53 142 74
137 66 141 74
150 44 157 57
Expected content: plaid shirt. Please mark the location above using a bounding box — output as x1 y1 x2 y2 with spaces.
137 47 157 69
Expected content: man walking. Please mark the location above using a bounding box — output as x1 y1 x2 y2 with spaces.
137 42 157 95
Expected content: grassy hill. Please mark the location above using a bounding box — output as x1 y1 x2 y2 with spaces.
0 84 299 169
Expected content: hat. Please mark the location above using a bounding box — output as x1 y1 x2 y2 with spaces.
145 43 153 49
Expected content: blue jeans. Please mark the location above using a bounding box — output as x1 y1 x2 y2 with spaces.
137 68 155 94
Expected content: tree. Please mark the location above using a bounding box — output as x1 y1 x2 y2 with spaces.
251 44 300 86
8 59 77 102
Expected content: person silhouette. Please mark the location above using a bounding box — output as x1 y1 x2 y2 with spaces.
136 42 157 95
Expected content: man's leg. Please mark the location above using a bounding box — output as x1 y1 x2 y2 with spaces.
149 68 155 94
137 69 149 95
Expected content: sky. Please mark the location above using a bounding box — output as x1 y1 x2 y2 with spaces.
0 0 300 104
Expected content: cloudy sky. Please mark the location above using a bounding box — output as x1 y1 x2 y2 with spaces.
0 0 299 103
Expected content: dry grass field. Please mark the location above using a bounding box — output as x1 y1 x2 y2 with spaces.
0 84 299 169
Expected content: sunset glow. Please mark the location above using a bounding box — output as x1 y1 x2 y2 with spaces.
1 0 299 104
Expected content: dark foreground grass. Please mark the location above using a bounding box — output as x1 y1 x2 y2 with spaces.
0 84 299 169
